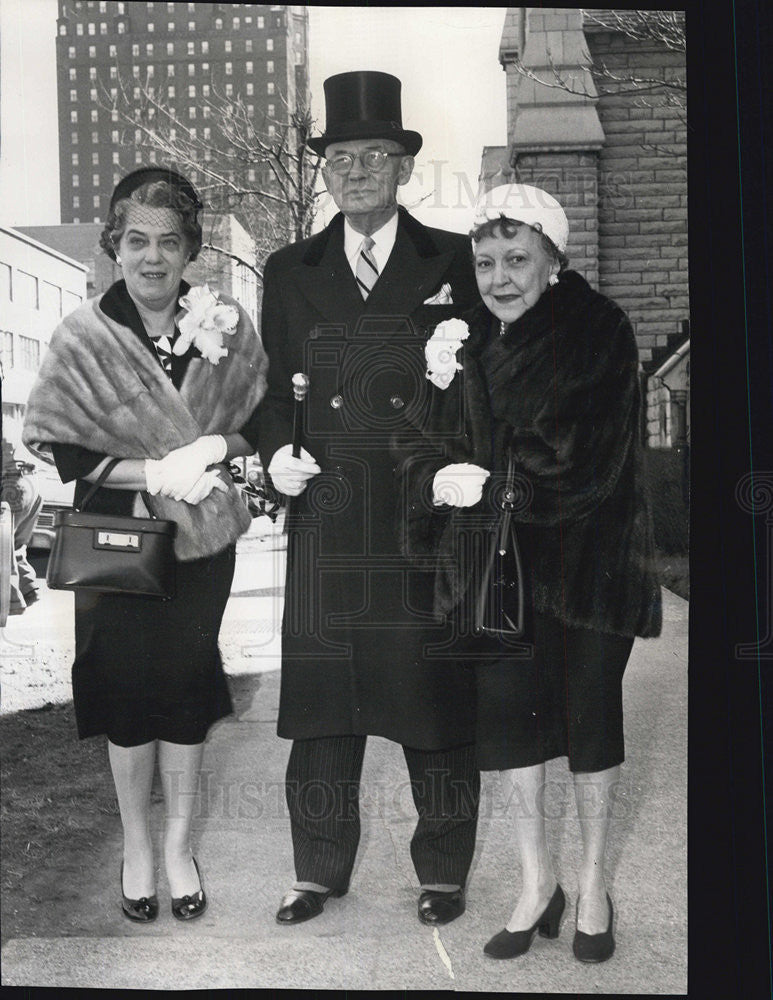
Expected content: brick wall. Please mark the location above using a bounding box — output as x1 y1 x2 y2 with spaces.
513 152 600 287
587 30 688 362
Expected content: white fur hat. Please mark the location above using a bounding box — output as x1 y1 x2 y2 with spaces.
472 183 569 253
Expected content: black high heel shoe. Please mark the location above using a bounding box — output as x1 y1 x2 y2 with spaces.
573 893 615 963
484 884 565 959
171 856 207 921
120 862 158 922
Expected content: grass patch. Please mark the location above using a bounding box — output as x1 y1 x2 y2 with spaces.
0 701 117 942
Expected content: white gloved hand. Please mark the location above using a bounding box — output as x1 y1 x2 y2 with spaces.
432 463 490 507
144 435 227 501
268 444 320 496
182 469 230 506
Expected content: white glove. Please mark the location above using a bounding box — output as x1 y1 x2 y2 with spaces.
432 463 490 507
144 435 227 501
267 443 320 496
182 469 230 506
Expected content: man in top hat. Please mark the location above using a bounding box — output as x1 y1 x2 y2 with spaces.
256 71 482 926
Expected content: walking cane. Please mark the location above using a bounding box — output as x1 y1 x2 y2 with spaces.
282 373 310 533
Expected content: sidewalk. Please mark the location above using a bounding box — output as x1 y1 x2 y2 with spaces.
1 565 687 991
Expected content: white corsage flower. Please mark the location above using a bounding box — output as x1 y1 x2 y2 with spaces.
175 284 239 365
425 318 470 390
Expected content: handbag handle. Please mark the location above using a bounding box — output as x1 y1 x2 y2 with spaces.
78 457 154 515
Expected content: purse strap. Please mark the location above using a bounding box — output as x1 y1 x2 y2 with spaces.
78 457 154 515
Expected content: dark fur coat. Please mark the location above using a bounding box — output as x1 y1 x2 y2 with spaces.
394 270 662 639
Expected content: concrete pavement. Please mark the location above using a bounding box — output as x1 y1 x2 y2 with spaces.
1 524 687 992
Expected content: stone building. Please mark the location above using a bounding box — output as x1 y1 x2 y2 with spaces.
487 8 689 450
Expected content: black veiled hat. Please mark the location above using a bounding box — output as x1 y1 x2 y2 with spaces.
308 71 423 157
108 166 203 210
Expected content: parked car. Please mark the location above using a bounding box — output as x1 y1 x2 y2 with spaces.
28 464 75 551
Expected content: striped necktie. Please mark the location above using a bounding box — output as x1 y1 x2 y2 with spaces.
355 236 379 299
152 334 174 375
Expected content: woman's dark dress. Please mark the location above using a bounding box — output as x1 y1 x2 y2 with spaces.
52 280 260 746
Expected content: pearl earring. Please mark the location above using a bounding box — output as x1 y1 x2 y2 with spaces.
548 273 559 286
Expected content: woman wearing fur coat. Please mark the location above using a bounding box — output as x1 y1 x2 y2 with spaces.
397 184 662 964
23 168 267 923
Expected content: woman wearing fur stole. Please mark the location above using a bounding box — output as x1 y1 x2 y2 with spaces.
397 184 661 963
23 167 267 922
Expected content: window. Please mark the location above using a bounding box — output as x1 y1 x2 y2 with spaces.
86 43 95 55
92 131 99 142
246 82 253 96
167 65 175 77
63 290 83 314
267 61 274 74
92 152 99 164
90 88 98 101
93 195 100 207
76 23 83 34
99 0 107 10
188 85 195 97
189 128 196 139
90 108 97 122
117 21 125 34
110 87 117 99
233 17 240 29
146 43 153 55
89 67 97 79
110 66 117 79
246 61 253 74
41 281 63 320
247 104 254 115
202 41 209 54
73 195 80 208
188 63 195 76
133 86 140 99
0 263 12 301
167 42 174 54
202 62 209 74
214 18 222 29
188 2 195 10
147 65 154 77
168 85 175 98
70 88 78 102
248 168 256 182
267 38 274 51
88 22 95 35
71 131 78 143
225 40 232 52
169 128 176 140
148 22 154 32
187 41 194 54
111 109 118 121
1 330 13 370
245 39 252 52
268 103 275 116
203 127 211 139
134 128 142 143
135 150 142 164
188 107 196 120
188 21 195 32
93 173 99 186
60 24 67 36
225 83 233 96
72 153 79 165
257 16 264 29
268 124 276 137
202 83 210 97
100 22 107 34
202 105 210 119
267 82 274 95
132 43 139 56
19 336 40 371
132 65 140 78
69 68 77 81
112 151 120 164
109 44 116 57
16 272 39 310
117 1 125 11
68 46 76 58
225 62 232 75
70 110 78 123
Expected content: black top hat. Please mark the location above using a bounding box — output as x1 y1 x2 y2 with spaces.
109 166 203 210
308 71 423 157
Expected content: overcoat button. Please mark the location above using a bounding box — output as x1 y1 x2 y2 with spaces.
390 395 405 409
330 394 343 409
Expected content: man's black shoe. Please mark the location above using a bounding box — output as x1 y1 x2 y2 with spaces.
417 888 466 926
275 886 347 925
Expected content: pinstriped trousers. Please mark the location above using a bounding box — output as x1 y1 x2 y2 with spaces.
286 735 480 889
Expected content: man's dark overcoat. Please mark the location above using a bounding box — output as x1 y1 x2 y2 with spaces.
257 208 481 749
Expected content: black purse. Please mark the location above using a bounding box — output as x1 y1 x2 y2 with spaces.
46 458 177 598
473 454 525 637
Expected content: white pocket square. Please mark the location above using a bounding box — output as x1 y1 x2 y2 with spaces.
423 283 453 306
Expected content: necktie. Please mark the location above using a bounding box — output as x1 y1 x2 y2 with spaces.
152 334 173 375
355 236 379 299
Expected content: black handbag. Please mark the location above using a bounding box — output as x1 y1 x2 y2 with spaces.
46 458 177 598
474 453 525 637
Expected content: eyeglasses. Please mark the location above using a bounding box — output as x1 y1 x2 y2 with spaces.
325 150 404 175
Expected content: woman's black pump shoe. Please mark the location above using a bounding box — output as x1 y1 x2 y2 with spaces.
120 862 158 922
573 893 615 963
171 856 207 921
484 884 565 959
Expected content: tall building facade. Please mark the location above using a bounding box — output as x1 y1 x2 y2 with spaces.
55 2 309 225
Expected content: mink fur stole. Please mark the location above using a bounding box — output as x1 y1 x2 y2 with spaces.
23 292 268 561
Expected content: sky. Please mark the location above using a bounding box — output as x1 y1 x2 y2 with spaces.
0 2 507 234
